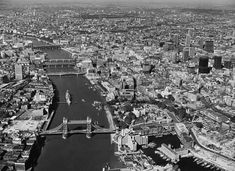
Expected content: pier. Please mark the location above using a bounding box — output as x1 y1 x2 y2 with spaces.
39 117 115 139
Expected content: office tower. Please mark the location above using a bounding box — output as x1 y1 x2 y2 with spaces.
0 51 5 58
223 58 232 69
188 28 194 37
171 51 179 63
120 76 135 100
185 34 191 47
0 75 3 84
173 34 179 47
231 55 235 68
189 47 195 58
198 56 210 74
182 47 190 61
1 33 5 44
233 67 235 81
198 37 204 49
15 64 23 80
213 56 222 69
142 63 152 73
204 40 214 53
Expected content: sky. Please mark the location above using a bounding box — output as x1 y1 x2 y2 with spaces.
2 0 235 9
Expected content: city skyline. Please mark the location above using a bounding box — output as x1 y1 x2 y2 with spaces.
2 0 235 8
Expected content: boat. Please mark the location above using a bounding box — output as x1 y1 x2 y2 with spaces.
201 163 206 166
65 90 71 105
148 142 156 148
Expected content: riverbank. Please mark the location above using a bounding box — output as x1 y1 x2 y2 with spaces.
104 105 115 130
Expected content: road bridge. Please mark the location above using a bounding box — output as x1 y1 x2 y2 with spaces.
43 59 76 68
47 71 86 76
33 44 61 50
39 117 115 139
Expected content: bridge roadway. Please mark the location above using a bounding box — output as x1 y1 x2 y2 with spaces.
47 71 86 76
40 127 115 136
68 120 87 125
46 59 75 62
33 44 61 50
44 59 76 68
39 117 115 137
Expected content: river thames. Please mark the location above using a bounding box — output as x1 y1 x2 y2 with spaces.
32 40 121 171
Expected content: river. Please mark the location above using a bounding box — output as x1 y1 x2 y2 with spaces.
32 41 121 171
35 76 121 171
32 39 213 171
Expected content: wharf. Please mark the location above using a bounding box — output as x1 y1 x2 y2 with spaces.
156 144 180 163
104 105 115 130
43 111 55 131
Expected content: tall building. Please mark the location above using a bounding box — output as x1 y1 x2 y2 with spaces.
185 34 191 47
142 63 152 73
172 34 179 47
188 28 194 37
223 58 232 69
182 47 190 61
198 37 204 49
198 56 210 74
189 47 195 58
120 76 135 100
1 33 5 44
233 67 235 81
233 30 235 38
231 55 235 68
213 56 222 69
15 64 23 80
204 40 214 53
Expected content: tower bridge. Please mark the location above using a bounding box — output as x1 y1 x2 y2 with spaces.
39 117 115 139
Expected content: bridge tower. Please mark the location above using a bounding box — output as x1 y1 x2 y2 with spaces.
62 117 68 139
86 116 92 139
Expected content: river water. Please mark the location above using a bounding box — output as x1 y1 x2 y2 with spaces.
32 41 121 171
32 39 212 171
34 75 121 171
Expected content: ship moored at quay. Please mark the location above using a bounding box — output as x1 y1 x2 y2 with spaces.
65 90 71 106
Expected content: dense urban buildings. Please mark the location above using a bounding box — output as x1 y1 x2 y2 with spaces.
0 1 235 171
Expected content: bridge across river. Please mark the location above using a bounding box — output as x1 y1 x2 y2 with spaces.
33 44 61 50
39 117 115 139
43 59 76 68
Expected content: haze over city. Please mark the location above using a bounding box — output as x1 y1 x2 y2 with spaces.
1 0 235 8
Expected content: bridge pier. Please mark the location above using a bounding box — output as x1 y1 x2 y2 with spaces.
62 117 68 139
86 116 92 139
